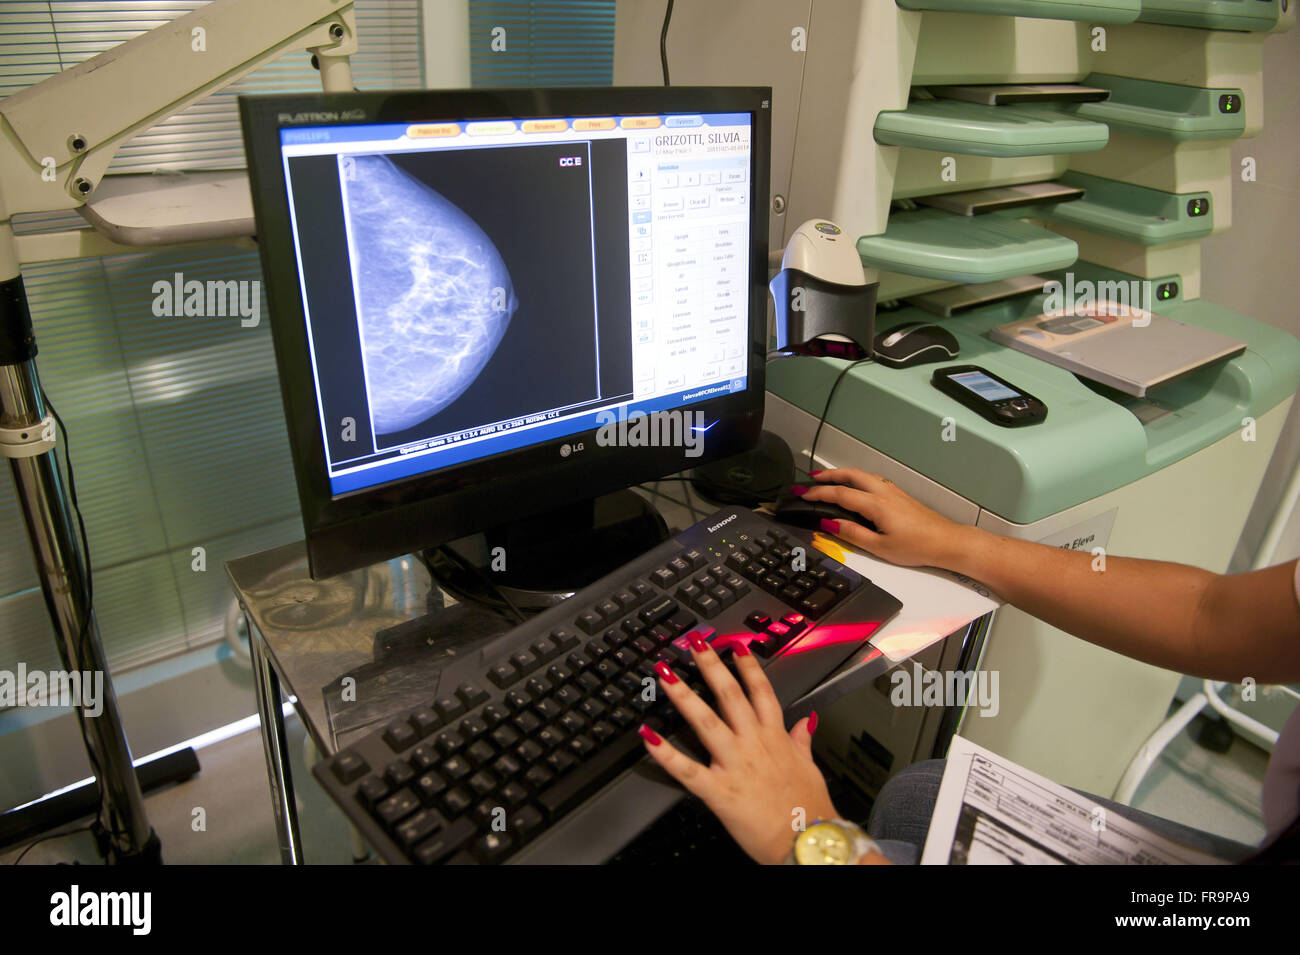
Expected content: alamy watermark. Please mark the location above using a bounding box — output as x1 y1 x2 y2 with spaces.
0 664 103 716
595 407 707 458
151 271 261 327
890 662 999 718
1041 273 1155 324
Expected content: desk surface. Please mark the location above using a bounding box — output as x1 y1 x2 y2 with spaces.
225 544 511 757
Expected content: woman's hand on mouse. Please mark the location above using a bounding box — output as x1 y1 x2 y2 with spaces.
799 468 974 568
637 637 844 865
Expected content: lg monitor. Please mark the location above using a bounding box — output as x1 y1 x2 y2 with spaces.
241 87 771 580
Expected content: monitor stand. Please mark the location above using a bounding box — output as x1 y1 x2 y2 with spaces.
429 488 671 614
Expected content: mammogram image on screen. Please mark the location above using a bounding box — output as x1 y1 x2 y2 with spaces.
341 153 519 434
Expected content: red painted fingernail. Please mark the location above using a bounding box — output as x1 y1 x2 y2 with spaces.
653 661 679 684
790 484 809 496
732 640 751 657
809 470 823 477
688 631 710 653
808 711 819 736
819 518 840 534
638 724 662 746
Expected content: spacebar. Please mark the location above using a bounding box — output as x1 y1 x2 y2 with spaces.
537 732 645 819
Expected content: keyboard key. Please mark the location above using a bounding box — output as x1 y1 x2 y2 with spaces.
411 744 439 772
456 682 489 708
551 628 581 650
629 579 655 601
384 759 415 790
410 708 442 737
524 764 555 790
651 567 676 589
414 772 447 806
799 587 837 617
668 556 691 578
595 599 621 622
330 751 369 783
490 725 521 750
434 730 464 756
510 649 540 675
567 734 597 758
467 770 497 797
534 698 563 722
414 817 475 864
538 732 643 819
525 675 553 699
695 595 720 618
554 684 582 708
745 611 771 631
489 661 520 688
530 636 560 662
505 689 531 712
358 775 389 808
466 740 495 766
511 805 545 840
395 809 441 849
460 716 489 740
375 788 419 826
683 548 707 568
516 739 546 763
492 753 523 779
641 595 679 625
612 589 639 611
481 704 510 727
512 711 543 736
500 782 528 808
474 830 515 863
382 721 418 753
442 788 472 818
434 696 465 722
535 726 566 751
576 610 604 634
544 749 578 776
441 755 472 780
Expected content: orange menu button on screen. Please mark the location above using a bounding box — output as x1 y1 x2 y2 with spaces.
522 119 570 133
620 117 662 129
406 124 460 138
572 118 617 131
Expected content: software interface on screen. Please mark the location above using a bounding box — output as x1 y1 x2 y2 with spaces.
278 110 754 495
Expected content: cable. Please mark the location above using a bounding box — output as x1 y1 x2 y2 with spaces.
12 824 94 865
42 391 125 855
660 0 674 86
808 358 871 476
429 545 528 625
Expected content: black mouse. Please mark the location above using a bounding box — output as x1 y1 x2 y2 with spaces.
772 491 878 533
873 320 959 368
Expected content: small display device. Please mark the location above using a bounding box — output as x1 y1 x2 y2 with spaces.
931 364 1047 427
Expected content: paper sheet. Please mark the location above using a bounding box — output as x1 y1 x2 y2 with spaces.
809 531 1002 665
921 736 1225 865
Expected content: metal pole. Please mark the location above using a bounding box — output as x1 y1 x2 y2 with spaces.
0 264 158 862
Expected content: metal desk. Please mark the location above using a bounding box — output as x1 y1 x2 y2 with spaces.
225 544 511 864
226 532 993 864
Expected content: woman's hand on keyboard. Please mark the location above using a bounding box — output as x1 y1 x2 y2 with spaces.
638 636 843 865
803 467 974 568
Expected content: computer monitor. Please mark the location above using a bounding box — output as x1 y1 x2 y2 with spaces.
241 88 771 579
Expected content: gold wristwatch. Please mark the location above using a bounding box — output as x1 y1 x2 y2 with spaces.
787 818 879 865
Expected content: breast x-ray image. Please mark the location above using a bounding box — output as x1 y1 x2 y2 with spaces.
341 153 519 434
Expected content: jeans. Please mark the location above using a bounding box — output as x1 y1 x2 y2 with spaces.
865 759 1258 865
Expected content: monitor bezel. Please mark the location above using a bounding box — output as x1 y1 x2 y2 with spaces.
240 87 771 579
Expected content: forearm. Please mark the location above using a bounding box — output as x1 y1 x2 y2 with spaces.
944 526 1300 683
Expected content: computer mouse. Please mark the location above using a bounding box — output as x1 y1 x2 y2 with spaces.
772 491 878 533
873 321 959 369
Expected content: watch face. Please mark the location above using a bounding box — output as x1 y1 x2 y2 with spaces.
794 822 855 865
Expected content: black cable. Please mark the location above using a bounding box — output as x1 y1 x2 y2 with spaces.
12 824 94 865
808 358 871 477
433 545 528 625
41 391 124 854
660 0 674 86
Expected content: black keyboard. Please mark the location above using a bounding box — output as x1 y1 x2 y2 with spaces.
313 506 902 864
